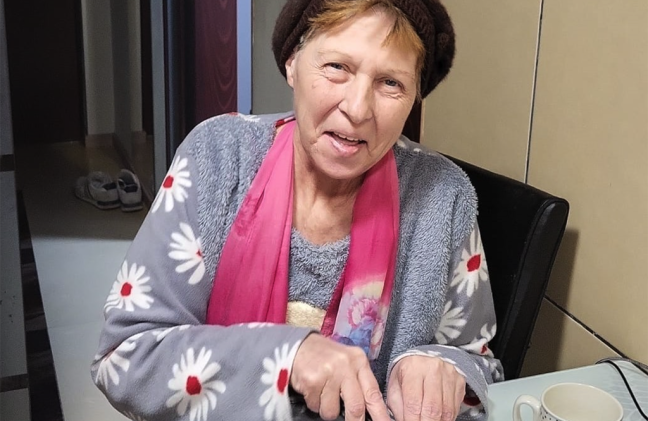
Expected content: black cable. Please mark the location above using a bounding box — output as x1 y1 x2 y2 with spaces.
595 357 648 420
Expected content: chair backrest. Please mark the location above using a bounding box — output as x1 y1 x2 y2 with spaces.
447 156 570 380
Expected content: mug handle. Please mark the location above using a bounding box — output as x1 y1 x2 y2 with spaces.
513 395 542 421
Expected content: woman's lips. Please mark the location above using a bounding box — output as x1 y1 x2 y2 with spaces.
327 131 366 157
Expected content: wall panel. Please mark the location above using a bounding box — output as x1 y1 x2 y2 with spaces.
422 0 542 181
521 299 620 376
528 0 648 362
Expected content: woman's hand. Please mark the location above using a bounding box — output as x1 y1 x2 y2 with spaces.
387 355 466 421
291 334 391 421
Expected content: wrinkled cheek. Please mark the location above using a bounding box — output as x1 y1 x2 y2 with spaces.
368 140 397 160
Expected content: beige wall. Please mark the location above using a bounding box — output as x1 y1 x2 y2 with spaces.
423 0 542 181
424 0 648 374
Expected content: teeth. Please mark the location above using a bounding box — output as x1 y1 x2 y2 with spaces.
334 132 362 142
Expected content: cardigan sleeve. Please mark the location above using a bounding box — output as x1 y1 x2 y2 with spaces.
387 222 504 421
91 129 313 421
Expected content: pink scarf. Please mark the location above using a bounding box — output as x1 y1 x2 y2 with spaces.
206 119 399 359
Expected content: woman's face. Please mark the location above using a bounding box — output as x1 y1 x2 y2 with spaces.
286 9 418 182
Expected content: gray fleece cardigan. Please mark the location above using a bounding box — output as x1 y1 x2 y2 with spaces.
92 113 503 421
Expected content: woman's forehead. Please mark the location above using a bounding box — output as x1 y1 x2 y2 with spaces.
304 8 421 69
307 7 395 42
303 13 418 74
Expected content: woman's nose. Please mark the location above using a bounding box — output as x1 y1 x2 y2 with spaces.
339 77 374 125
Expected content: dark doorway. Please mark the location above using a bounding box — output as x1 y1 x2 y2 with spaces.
141 0 153 137
190 0 238 125
163 0 238 154
4 0 85 145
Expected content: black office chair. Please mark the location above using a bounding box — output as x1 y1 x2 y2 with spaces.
447 156 570 380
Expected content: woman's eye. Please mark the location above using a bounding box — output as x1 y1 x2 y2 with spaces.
384 79 400 88
327 63 344 70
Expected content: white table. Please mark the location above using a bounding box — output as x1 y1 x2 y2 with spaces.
488 361 648 420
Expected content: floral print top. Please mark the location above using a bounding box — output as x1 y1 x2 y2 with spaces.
91 113 504 421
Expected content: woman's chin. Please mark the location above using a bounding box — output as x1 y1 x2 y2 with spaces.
314 163 367 183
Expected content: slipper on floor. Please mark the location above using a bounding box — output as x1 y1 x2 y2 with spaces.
74 171 120 210
117 169 143 212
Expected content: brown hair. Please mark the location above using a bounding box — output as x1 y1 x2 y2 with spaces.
301 0 425 97
272 0 455 99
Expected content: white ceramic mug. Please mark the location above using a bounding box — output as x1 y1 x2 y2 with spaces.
513 382 623 421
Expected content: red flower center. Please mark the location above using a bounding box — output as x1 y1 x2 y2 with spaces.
481 344 488 354
276 368 289 394
186 376 202 395
163 175 175 189
196 249 203 258
120 282 133 297
463 395 480 406
467 254 481 272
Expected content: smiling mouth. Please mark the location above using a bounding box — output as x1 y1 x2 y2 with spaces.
327 131 367 145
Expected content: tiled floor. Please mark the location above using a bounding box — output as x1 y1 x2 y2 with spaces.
19 193 63 421
17 142 147 420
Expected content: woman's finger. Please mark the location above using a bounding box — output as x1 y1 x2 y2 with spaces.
291 335 337 413
387 368 405 421
399 365 424 421
439 366 458 421
358 363 391 421
302 387 323 414
420 364 443 421
319 378 343 420
340 376 366 421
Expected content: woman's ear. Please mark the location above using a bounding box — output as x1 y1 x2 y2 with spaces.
285 53 297 88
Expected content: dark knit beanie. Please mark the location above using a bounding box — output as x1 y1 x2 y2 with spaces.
271 0 455 98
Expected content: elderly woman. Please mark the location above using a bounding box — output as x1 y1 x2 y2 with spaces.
92 0 503 420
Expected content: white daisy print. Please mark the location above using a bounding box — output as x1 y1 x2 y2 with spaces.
459 405 482 417
95 333 143 387
169 223 206 285
479 324 496 357
153 325 191 342
488 358 504 381
460 323 496 355
480 323 496 342
435 301 467 344
244 322 276 329
259 342 301 421
166 347 226 421
105 261 153 312
424 350 458 367
122 412 148 421
423 351 466 377
474 361 485 376
451 227 489 297
239 113 261 123
152 155 192 213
